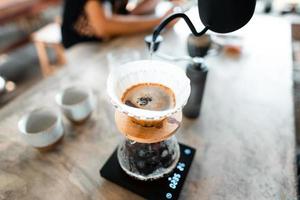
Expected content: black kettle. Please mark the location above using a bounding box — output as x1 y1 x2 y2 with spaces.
151 0 256 47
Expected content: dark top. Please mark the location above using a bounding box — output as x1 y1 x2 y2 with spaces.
61 0 128 48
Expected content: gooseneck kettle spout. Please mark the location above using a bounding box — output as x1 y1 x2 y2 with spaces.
152 13 209 42
150 0 256 50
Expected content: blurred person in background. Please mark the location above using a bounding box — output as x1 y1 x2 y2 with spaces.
62 0 181 48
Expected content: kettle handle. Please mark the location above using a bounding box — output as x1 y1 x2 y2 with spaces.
153 13 209 42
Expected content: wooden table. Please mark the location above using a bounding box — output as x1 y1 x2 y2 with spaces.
0 11 296 199
0 0 60 25
0 0 61 54
0 0 38 25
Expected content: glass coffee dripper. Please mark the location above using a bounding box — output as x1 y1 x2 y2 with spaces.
107 60 190 181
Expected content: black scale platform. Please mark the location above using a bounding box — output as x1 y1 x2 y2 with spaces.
100 143 196 200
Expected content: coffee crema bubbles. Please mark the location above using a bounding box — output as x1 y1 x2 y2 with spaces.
121 83 176 111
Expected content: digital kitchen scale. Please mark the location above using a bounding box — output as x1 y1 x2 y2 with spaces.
100 143 196 200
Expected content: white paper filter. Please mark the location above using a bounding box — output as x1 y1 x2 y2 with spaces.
107 60 191 120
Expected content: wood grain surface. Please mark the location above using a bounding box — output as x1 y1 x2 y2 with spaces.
115 111 182 143
0 10 297 200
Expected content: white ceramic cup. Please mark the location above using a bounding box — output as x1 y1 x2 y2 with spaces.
18 108 64 148
55 86 96 123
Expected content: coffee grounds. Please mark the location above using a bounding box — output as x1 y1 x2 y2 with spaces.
137 96 152 106
125 100 138 108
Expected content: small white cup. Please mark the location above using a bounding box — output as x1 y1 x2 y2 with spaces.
55 86 96 123
18 108 64 149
